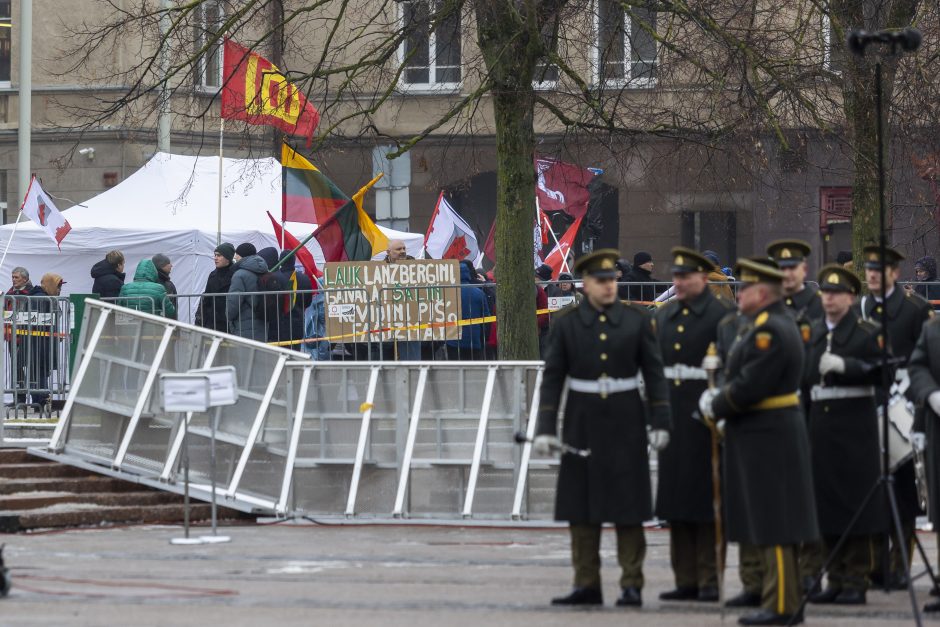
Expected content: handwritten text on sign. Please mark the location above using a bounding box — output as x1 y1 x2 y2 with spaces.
324 260 462 342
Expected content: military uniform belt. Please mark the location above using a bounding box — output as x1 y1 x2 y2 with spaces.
568 375 641 395
663 364 708 380
749 392 800 411
810 385 876 402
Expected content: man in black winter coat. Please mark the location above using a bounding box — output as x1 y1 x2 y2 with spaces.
90 250 126 299
196 243 236 332
623 251 658 303
152 254 177 319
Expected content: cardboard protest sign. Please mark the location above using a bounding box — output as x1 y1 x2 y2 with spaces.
324 260 462 342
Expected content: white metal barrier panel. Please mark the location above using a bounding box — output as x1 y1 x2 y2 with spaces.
30 300 558 520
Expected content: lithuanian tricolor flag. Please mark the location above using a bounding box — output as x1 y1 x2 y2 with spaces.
281 143 349 224
313 174 388 261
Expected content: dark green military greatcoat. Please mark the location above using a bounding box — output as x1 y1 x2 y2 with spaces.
536 298 671 524
785 283 824 329
908 318 940 524
712 300 819 546
654 287 733 522
803 310 887 536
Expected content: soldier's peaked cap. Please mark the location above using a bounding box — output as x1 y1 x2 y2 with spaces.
734 256 784 284
817 264 861 295
575 248 620 278
862 244 905 269
670 247 717 274
766 239 811 267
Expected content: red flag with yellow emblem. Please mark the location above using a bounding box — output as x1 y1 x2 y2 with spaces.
221 40 320 145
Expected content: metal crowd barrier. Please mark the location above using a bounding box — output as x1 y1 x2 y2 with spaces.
30 299 557 520
1 295 73 422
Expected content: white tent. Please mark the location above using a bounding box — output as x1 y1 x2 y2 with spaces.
0 152 425 307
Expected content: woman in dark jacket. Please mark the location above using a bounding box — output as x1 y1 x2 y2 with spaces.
90 250 125 299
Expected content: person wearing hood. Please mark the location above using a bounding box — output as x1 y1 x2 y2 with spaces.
226 244 269 341
90 250 126 299
445 262 490 360
275 249 314 346
912 256 940 305
118 259 176 318
196 243 237 332
31 273 66 411
151 254 177 319
702 251 734 302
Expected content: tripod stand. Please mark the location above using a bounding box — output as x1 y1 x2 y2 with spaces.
790 28 936 627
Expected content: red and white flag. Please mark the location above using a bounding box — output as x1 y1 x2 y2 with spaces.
424 193 480 261
535 156 595 218
543 215 583 279
21 176 71 249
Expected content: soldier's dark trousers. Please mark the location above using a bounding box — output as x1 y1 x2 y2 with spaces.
824 534 874 591
758 545 800 616
798 541 825 585
871 521 916 582
669 521 721 589
739 542 763 595
570 524 646 589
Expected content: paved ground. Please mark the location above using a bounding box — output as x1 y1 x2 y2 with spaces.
0 521 937 626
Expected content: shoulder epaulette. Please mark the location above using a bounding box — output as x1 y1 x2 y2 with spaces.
755 311 769 327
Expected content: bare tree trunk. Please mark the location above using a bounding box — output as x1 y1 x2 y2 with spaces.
493 89 539 360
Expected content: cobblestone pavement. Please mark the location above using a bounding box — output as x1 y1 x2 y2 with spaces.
0 522 936 626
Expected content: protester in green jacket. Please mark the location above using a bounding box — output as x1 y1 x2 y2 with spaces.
118 259 176 318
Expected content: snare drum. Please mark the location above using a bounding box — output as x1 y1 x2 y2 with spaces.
879 393 915 470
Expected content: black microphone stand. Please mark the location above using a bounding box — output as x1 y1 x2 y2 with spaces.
790 27 937 627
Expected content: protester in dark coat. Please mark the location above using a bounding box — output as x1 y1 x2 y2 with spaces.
623 251 658 303
195 243 236 332
5 267 42 406
151 254 177 319
446 263 490 359
226 250 268 341
90 250 125 298
913 256 940 305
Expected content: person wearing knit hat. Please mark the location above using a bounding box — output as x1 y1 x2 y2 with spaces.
235 242 257 260
151 253 177 319
912 256 940 303
215 242 235 263
623 251 657 303
195 242 238 332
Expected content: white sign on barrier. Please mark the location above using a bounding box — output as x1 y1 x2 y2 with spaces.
548 296 575 310
189 366 238 407
160 374 210 413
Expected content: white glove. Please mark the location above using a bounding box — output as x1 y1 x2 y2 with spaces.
698 389 719 418
930 390 940 416
648 429 670 451
716 419 726 436
534 434 560 456
819 352 846 375
912 432 927 453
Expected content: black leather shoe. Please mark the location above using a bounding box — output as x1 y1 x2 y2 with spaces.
659 586 698 601
801 575 821 595
890 572 910 590
738 609 803 625
615 586 642 607
833 588 866 605
697 585 719 602
808 586 840 604
925 599 940 612
725 591 762 607
551 587 603 606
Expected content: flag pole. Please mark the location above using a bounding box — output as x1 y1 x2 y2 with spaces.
536 197 569 273
217 118 224 245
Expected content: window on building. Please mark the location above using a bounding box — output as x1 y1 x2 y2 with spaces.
400 0 461 88
534 20 560 88
195 1 223 90
681 210 736 266
596 0 657 86
0 2 11 86
822 11 844 73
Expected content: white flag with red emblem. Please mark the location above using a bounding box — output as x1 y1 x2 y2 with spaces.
424 192 480 261
21 177 71 249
